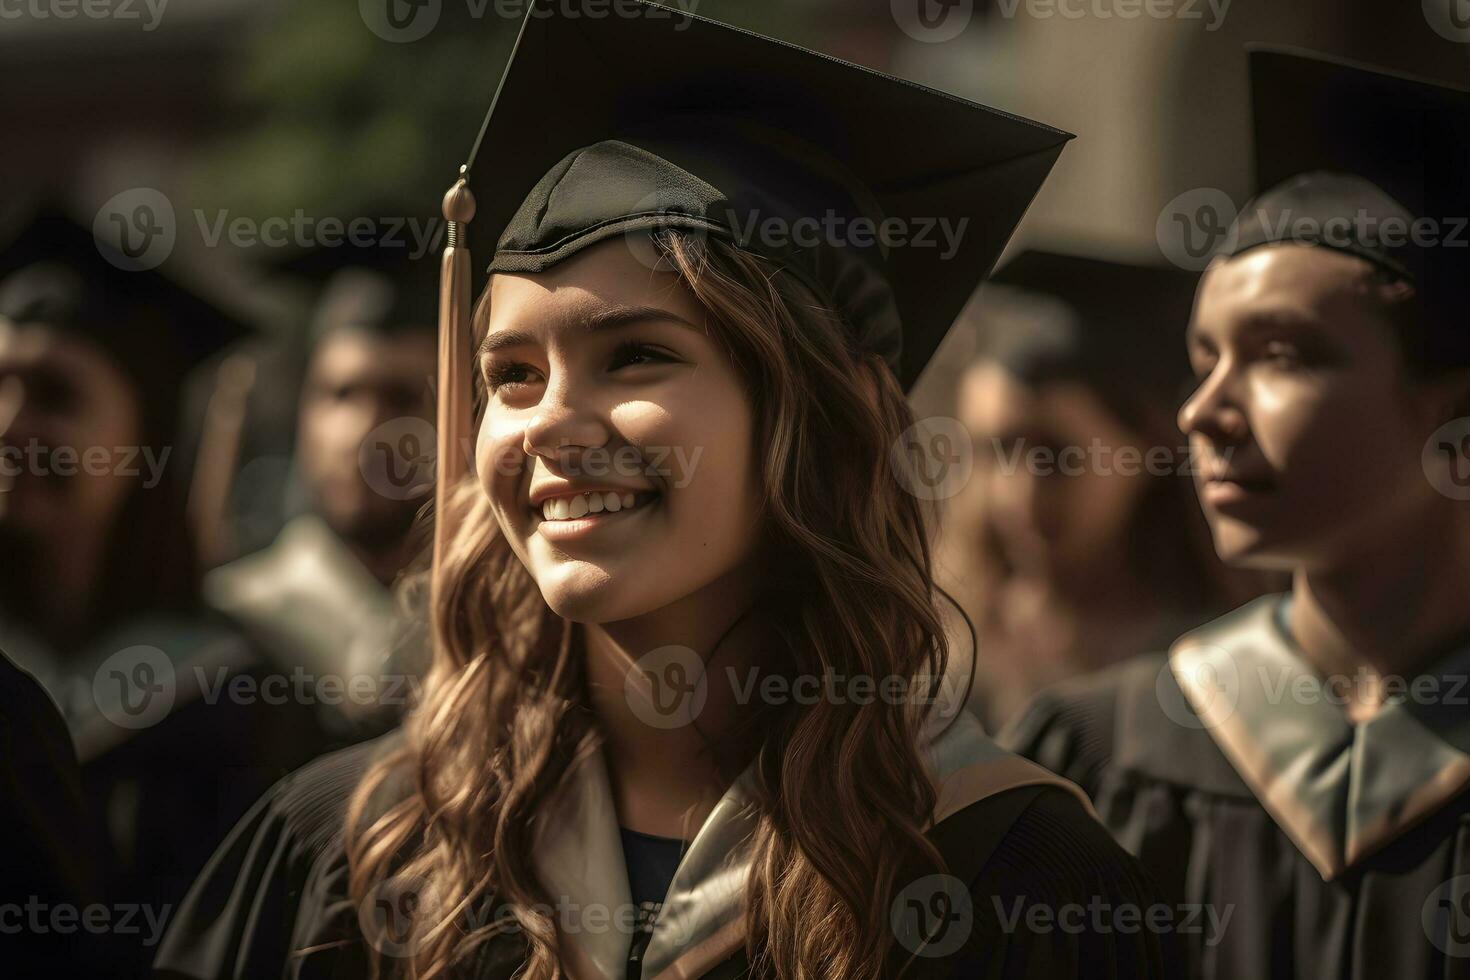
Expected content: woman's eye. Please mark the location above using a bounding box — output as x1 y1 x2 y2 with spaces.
484 362 538 392
609 341 675 371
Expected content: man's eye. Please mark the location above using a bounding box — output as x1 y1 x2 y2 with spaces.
1262 341 1303 367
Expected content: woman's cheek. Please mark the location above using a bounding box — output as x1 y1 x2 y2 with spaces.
475 411 528 498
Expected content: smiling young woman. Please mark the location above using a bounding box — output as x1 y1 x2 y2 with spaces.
153 5 1179 980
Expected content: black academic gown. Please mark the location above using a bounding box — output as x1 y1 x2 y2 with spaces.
0 649 104 976
1004 594 1470 980
153 715 1180 980
1 608 329 977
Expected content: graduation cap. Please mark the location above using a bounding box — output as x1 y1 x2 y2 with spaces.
1226 47 1470 363
429 0 1073 574
0 205 251 434
980 250 1200 422
269 233 443 342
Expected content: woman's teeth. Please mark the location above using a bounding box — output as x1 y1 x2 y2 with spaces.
540 491 637 521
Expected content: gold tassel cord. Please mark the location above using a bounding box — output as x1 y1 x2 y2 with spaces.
433 167 477 608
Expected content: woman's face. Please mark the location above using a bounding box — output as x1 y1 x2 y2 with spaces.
0 321 143 536
958 360 1150 582
475 238 765 624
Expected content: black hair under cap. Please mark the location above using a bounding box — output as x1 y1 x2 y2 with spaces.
270 231 443 342
1223 48 1470 362
981 252 1199 402
979 250 1200 425
457 0 1073 391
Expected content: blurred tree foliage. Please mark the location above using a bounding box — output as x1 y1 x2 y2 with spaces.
188 0 856 227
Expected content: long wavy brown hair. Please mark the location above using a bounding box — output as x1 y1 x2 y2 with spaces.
346 230 955 979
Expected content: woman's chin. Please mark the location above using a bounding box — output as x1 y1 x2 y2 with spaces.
534 566 660 625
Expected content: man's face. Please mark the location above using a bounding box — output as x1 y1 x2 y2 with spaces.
1181 244 1444 570
296 326 437 545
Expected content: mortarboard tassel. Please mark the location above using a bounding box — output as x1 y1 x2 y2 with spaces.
433 168 476 607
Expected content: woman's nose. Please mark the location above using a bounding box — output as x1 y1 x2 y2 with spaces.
521 379 610 463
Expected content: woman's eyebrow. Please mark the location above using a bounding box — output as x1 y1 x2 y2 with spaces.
478 305 697 356
478 330 536 357
582 304 697 333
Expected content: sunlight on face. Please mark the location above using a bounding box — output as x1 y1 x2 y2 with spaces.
1180 244 1439 570
473 239 764 623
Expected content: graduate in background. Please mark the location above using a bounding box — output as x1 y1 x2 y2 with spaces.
940 252 1264 727
155 3 1178 978
0 206 325 977
1006 50 1470 980
206 241 436 741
